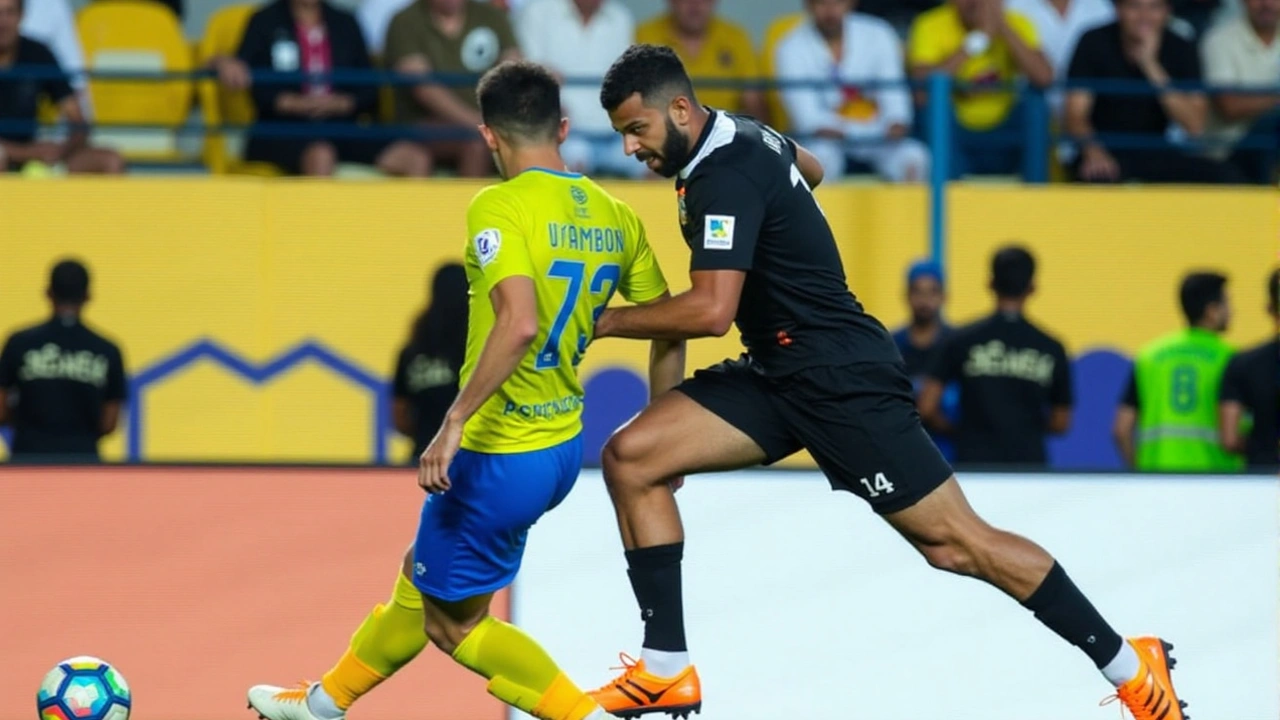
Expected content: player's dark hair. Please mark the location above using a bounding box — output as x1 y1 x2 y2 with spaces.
600 44 697 112
476 60 562 145
1179 271 1228 325
991 245 1036 298
49 258 90 304
409 263 468 365
1268 268 1278 316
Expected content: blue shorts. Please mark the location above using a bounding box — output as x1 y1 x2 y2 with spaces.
412 435 582 601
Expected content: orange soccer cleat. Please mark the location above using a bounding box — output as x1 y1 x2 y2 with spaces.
588 653 701 719
1103 637 1189 720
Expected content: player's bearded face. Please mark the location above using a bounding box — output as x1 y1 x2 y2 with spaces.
636 115 692 179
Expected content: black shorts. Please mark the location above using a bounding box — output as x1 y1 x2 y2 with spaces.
675 356 954 514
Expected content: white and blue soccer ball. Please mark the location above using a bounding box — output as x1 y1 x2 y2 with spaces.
37 656 131 720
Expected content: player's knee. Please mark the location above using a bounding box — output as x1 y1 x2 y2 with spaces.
918 537 980 577
422 610 476 656
600 428 654 490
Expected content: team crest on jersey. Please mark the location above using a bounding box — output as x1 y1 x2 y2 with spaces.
570 186 588 205
677 186 688 226
474 228 501 267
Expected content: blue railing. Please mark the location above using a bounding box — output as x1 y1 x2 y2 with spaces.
2 67 1277 266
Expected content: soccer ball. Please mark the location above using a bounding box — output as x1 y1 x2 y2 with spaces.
37 656 131 720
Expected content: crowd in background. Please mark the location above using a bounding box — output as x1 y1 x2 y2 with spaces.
2 256 1276 471
1 0 1277 182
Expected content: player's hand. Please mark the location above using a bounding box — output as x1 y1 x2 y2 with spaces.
594 307 617 339
418 417 464 494
668 476 686 493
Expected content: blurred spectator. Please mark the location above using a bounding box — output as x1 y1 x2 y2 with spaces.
1202 0 1280 184
1112 271 1241 471
1065 0 1243 183
861 0 942 35
0 259 126 463
385 0 520 177
635 0 766 120
516 0 641 177
1005 0 1114 117
0 0 122 174
229 0 431 177
1218 269 1278 469
19 0 91 117
357 0 412 56
776 0 930 182
393 263 467 463
892 259 957 461
908 0 1054 176
920 246 1071 466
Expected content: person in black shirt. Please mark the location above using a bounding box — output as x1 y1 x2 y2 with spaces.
1219 268 1279 468
1064 0 1241 184
0 0 123 173
0 259 127 461
221 0 430 177
391 263 467 463
891 258 957 461
585 44 1186 720
920 245 1072 466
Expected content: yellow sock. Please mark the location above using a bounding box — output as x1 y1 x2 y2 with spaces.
320 572 429 709
451 616 598 720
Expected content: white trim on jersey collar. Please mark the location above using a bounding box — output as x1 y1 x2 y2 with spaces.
679 111 736 180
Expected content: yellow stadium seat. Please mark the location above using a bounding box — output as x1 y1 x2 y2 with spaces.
760 11 806 135
76 0 194 162
196 3 279 175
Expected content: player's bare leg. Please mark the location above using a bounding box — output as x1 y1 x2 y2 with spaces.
421 591 611 720
590 391 768 718
248 547 428 720
885 477 1188 720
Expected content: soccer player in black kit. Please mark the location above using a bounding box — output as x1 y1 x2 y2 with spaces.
585 45 1186 720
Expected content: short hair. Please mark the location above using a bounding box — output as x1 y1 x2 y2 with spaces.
600 44 697 112
49 259 90 303
1179 271 1228 325
1268 268 1278 315
991 245 1036 298
475 60 562 144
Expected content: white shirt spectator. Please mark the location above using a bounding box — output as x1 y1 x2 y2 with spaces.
775 12 928 183
1005 0 1114 79
1202 13 1280 158
19 0 91 117
515 0 640 177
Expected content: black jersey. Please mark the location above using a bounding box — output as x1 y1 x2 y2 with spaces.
674 110 898 376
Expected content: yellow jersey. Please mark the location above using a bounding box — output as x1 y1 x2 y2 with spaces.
635 15 759 113
461 167 668 454
907 6 1041 131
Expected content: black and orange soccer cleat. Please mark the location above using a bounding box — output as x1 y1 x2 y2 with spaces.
587 653 701 719
1102 637 1189 720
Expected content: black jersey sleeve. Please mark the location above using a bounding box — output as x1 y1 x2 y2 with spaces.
0 335 17 389
1049 341 1073 407
685 167 765 273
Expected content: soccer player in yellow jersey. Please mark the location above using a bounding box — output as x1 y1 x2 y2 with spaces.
246 60 682 720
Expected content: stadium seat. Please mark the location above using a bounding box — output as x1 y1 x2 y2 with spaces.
196 3 279 175
760 12 806 135
76 0 194 162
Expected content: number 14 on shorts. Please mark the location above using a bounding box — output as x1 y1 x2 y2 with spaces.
860 472 896 498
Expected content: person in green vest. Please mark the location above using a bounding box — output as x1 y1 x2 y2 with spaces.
1113 271 1242 471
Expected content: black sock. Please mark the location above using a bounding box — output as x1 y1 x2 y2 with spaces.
1022 562 1123 668
625 542 687 652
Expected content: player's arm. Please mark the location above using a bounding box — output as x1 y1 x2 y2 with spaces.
0 388 8 426
917 379 953 434
443 276 538 426
793 141 825 190
1112 369 1139 468
598 169 760 341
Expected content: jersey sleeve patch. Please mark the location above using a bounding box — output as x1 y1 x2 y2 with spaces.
474 228 501 268
703 215 735 250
